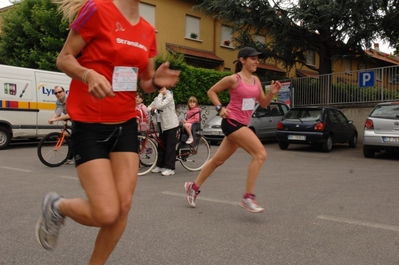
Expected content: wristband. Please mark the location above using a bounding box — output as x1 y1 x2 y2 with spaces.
152 75 163 90
82 69 92 84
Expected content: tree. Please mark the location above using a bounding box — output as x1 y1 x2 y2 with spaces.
193 0 396 75
0 0 69 71
380 0 399 54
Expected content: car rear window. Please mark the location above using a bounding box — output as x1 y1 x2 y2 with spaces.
285 109 322 120
370 104 399 119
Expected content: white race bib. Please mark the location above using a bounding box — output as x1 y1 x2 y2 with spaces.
112 66 138 92
242 98 255 111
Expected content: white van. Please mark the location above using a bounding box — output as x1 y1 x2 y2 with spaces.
0 64 71 149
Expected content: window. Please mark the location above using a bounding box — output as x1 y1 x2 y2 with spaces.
375 69 381 81
255 35 265 44
221 25 232 46
255 106 271 117
139 3 155 27
280 104 290 114
186 15 200 39
345 59 351 73
328 110 339 123
270 106 281 116
306 50 315 65
335 110 348 124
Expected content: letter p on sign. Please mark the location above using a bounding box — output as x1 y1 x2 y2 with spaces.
359 71 374 88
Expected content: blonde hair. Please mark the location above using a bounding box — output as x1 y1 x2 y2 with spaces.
187 96 198 109
52 0 86 22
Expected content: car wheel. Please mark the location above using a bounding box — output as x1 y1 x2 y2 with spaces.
0 126 12 150
363 146 375 158
349 133 357 148
278 141 289 150
321 135 332 152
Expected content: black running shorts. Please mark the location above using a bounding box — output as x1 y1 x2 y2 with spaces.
221 118 247 136
71 118 139 166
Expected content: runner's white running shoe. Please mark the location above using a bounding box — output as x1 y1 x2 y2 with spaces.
35 192 65 250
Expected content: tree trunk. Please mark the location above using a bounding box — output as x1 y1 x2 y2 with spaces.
318 46 333 104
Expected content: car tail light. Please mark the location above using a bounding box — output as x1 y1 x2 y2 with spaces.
277 121 284 130
364 119 374 130
314 122 325 131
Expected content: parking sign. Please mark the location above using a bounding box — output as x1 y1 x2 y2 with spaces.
359 71 375 88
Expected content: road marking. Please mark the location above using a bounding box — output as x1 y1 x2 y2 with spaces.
317 215 399 232
0 166 32 173
162 191 240 206
60 176 78 180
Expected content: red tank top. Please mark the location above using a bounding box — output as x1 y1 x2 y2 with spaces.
66 0 157 123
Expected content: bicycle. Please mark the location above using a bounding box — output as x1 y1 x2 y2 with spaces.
138 110 211 176
37 120 72 167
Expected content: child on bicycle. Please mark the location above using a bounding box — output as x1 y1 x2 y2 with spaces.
183 96 201 144
148 87 179 176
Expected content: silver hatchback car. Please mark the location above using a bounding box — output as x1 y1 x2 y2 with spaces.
363 101 399 158
203 101 290 144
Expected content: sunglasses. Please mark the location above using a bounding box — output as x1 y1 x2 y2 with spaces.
54 91 63 95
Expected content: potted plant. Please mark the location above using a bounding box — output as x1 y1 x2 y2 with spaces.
190 32 198 39
223 40 231 46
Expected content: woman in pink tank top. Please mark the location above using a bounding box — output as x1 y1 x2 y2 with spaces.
184 47 282 213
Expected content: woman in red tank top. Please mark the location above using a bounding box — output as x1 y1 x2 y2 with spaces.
184 47 281 213
35 0 180 263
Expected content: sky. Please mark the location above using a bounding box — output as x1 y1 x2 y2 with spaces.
0 0 396 54
0 0 11 9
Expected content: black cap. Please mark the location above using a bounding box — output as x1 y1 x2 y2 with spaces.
234 47 265 63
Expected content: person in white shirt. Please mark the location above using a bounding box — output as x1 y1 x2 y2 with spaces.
148 87 179 176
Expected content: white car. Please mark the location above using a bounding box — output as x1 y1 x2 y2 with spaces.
363 101 399 158
203 101 290 144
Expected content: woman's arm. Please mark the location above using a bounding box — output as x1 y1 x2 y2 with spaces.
140 61 180 94
56 29 115 99
257 77 282 108
207 75 237 107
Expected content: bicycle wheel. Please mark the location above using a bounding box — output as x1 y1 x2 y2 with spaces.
179 136 210 171
138 135 158 176
37 132 71 167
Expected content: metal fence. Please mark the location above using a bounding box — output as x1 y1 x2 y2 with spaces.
264 65 399 107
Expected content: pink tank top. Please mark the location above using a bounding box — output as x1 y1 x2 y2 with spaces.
226 74 260 125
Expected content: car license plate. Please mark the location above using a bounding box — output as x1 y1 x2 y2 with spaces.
210 131 220 135
288 135 306 140
382 137 399 143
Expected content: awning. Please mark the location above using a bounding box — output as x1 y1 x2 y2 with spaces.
257 63 285 73
165 43 224 66
296 69 319 78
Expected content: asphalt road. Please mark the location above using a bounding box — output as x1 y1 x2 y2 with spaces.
1 140 399 265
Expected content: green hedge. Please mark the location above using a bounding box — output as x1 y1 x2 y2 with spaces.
140 55 231 106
